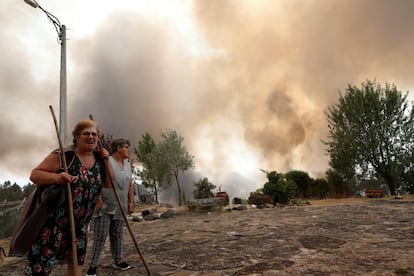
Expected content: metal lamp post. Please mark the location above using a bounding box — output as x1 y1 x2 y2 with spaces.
24 0 67 145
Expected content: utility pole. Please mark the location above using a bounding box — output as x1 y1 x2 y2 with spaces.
60 25 67 145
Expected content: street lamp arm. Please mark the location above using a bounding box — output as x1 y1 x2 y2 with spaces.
24 0 63 42
40 7 62 41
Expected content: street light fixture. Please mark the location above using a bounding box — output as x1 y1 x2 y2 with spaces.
25 0 67 145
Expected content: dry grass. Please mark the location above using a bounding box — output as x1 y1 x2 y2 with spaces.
308 194 414 206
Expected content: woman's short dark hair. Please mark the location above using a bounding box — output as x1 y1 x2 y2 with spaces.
110 138 130 154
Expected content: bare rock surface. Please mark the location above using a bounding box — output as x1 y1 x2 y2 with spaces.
1 197 414 275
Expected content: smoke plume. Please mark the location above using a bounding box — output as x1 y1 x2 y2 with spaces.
2 0 414 200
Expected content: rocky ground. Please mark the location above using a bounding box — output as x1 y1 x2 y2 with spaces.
1 196 414 276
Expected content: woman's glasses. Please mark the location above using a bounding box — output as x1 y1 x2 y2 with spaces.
80 131 98 137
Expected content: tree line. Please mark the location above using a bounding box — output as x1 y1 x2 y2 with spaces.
0 181 35 202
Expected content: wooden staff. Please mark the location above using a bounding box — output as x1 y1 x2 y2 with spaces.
89 115 152 276
49 105 79 276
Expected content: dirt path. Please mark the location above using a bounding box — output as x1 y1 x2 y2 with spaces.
1 196 414 275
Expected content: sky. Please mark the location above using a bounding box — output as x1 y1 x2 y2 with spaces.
2 0 414 200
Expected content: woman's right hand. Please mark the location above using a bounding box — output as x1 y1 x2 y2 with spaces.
31 152 77 186
57 172 77 185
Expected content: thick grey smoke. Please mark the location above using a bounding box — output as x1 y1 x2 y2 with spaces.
2 0 414 199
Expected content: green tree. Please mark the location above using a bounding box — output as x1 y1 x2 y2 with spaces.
0 181 27 239
135 132 168 203
324 80 414 195
311 178 331 199
261 170 297 204
326 168 350 197
285 170 312 198
0 181 23 201
158 130 195 206
193 177 216 199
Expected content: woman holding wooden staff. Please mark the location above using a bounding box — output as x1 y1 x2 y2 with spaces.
86 138 134 276
25 119 109 276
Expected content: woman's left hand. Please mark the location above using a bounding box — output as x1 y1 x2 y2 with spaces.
98 148 110 159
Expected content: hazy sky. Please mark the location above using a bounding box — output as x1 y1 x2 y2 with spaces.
2 0 414 199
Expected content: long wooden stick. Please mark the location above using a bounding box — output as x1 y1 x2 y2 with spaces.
49 105 79 276
89 115 152 276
